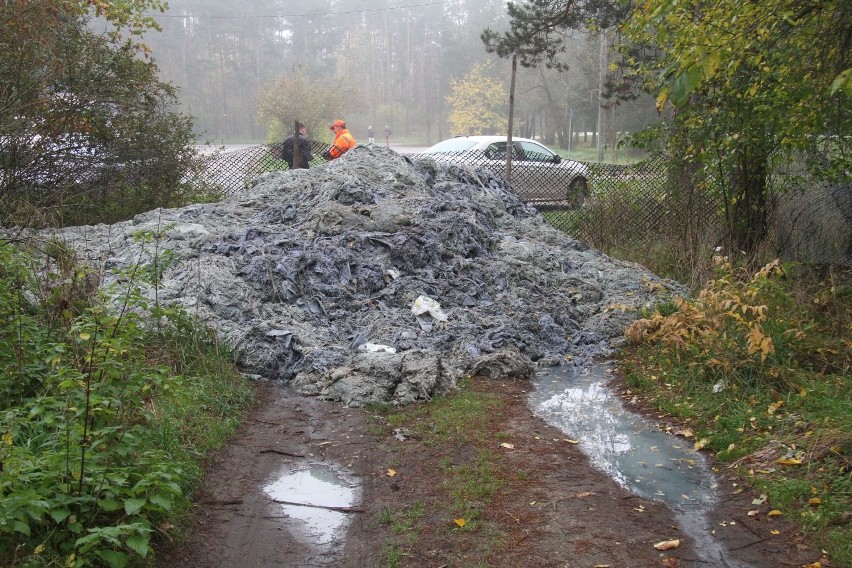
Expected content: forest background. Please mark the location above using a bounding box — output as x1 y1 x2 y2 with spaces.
143 0 658 154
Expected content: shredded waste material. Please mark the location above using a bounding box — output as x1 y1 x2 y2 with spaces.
42 145 684 406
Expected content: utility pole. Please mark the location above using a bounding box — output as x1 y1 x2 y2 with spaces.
566 107 573 157
293 120 301 168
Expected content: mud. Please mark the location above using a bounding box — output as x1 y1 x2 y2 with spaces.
154 379 824 568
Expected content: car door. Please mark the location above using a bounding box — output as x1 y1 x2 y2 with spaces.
482 141 534 194
512 141 558 200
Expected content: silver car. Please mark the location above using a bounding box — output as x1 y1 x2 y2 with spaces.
420 136 589 205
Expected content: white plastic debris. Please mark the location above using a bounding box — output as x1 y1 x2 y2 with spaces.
411 295 448 321
357 342 397 354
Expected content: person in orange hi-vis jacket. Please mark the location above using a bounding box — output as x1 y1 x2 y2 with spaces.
323 119 356 160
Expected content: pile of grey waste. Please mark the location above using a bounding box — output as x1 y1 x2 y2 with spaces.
40 145 684 406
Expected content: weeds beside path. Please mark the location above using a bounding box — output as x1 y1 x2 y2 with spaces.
0 241 255 568
619 261 851 566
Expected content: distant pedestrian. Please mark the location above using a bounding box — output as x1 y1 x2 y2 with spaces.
367 126 375 144
282 122 312 169
323 119 356 160
384 125 391 147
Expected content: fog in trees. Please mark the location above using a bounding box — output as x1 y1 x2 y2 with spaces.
142 0 658 149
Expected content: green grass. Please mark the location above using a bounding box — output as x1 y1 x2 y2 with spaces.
442 450 503 524
383 379 503 448
380 502 426 536
380 542 404 568
370 378 511 564
554 142 649 164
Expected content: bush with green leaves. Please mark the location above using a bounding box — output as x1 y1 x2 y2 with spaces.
0 1 215 229
0 240 254 567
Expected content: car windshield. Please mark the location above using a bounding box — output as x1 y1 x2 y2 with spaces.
424 139 479 152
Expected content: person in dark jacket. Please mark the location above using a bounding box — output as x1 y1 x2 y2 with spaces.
282 122 313 169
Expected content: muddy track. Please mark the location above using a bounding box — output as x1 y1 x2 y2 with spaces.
155 380 823 568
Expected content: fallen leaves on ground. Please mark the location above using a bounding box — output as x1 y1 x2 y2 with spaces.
777 457 803 465
654 539 680 551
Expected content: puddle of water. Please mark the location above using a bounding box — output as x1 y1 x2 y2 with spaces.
263 463 361 546
531 364 754 568
530 364 715 508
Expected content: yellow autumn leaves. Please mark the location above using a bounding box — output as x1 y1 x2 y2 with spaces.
625 258 801 377
745 324 774 362
653 539 680 551
446 62 509 136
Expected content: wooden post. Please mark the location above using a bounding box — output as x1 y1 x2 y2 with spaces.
506 54 517 181
293 120 302 168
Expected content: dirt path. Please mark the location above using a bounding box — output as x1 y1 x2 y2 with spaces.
155 379 823 568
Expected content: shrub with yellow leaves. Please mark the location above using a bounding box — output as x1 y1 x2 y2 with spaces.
623 258 834 390
619 259 851 566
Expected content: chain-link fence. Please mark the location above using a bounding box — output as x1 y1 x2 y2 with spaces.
195 144 850 267
771 181 851 266
193 140 330 196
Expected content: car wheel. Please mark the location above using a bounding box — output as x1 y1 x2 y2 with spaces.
567 176 589 208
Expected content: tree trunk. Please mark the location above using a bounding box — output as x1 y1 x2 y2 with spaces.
729 147 770 257
537 68 569 149
596 30 607 162
610 104 617 163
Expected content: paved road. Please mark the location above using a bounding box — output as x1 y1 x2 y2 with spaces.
191 144 256 156
390 145 429 154
192 144 429 156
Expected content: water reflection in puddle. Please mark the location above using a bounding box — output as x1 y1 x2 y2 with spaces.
530 365 714 508
531 364 754 568
263 463 361 546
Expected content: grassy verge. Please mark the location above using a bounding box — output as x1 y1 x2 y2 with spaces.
0 240 255 568
555 142 648 164
618 259 851 565
368 379 513 567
